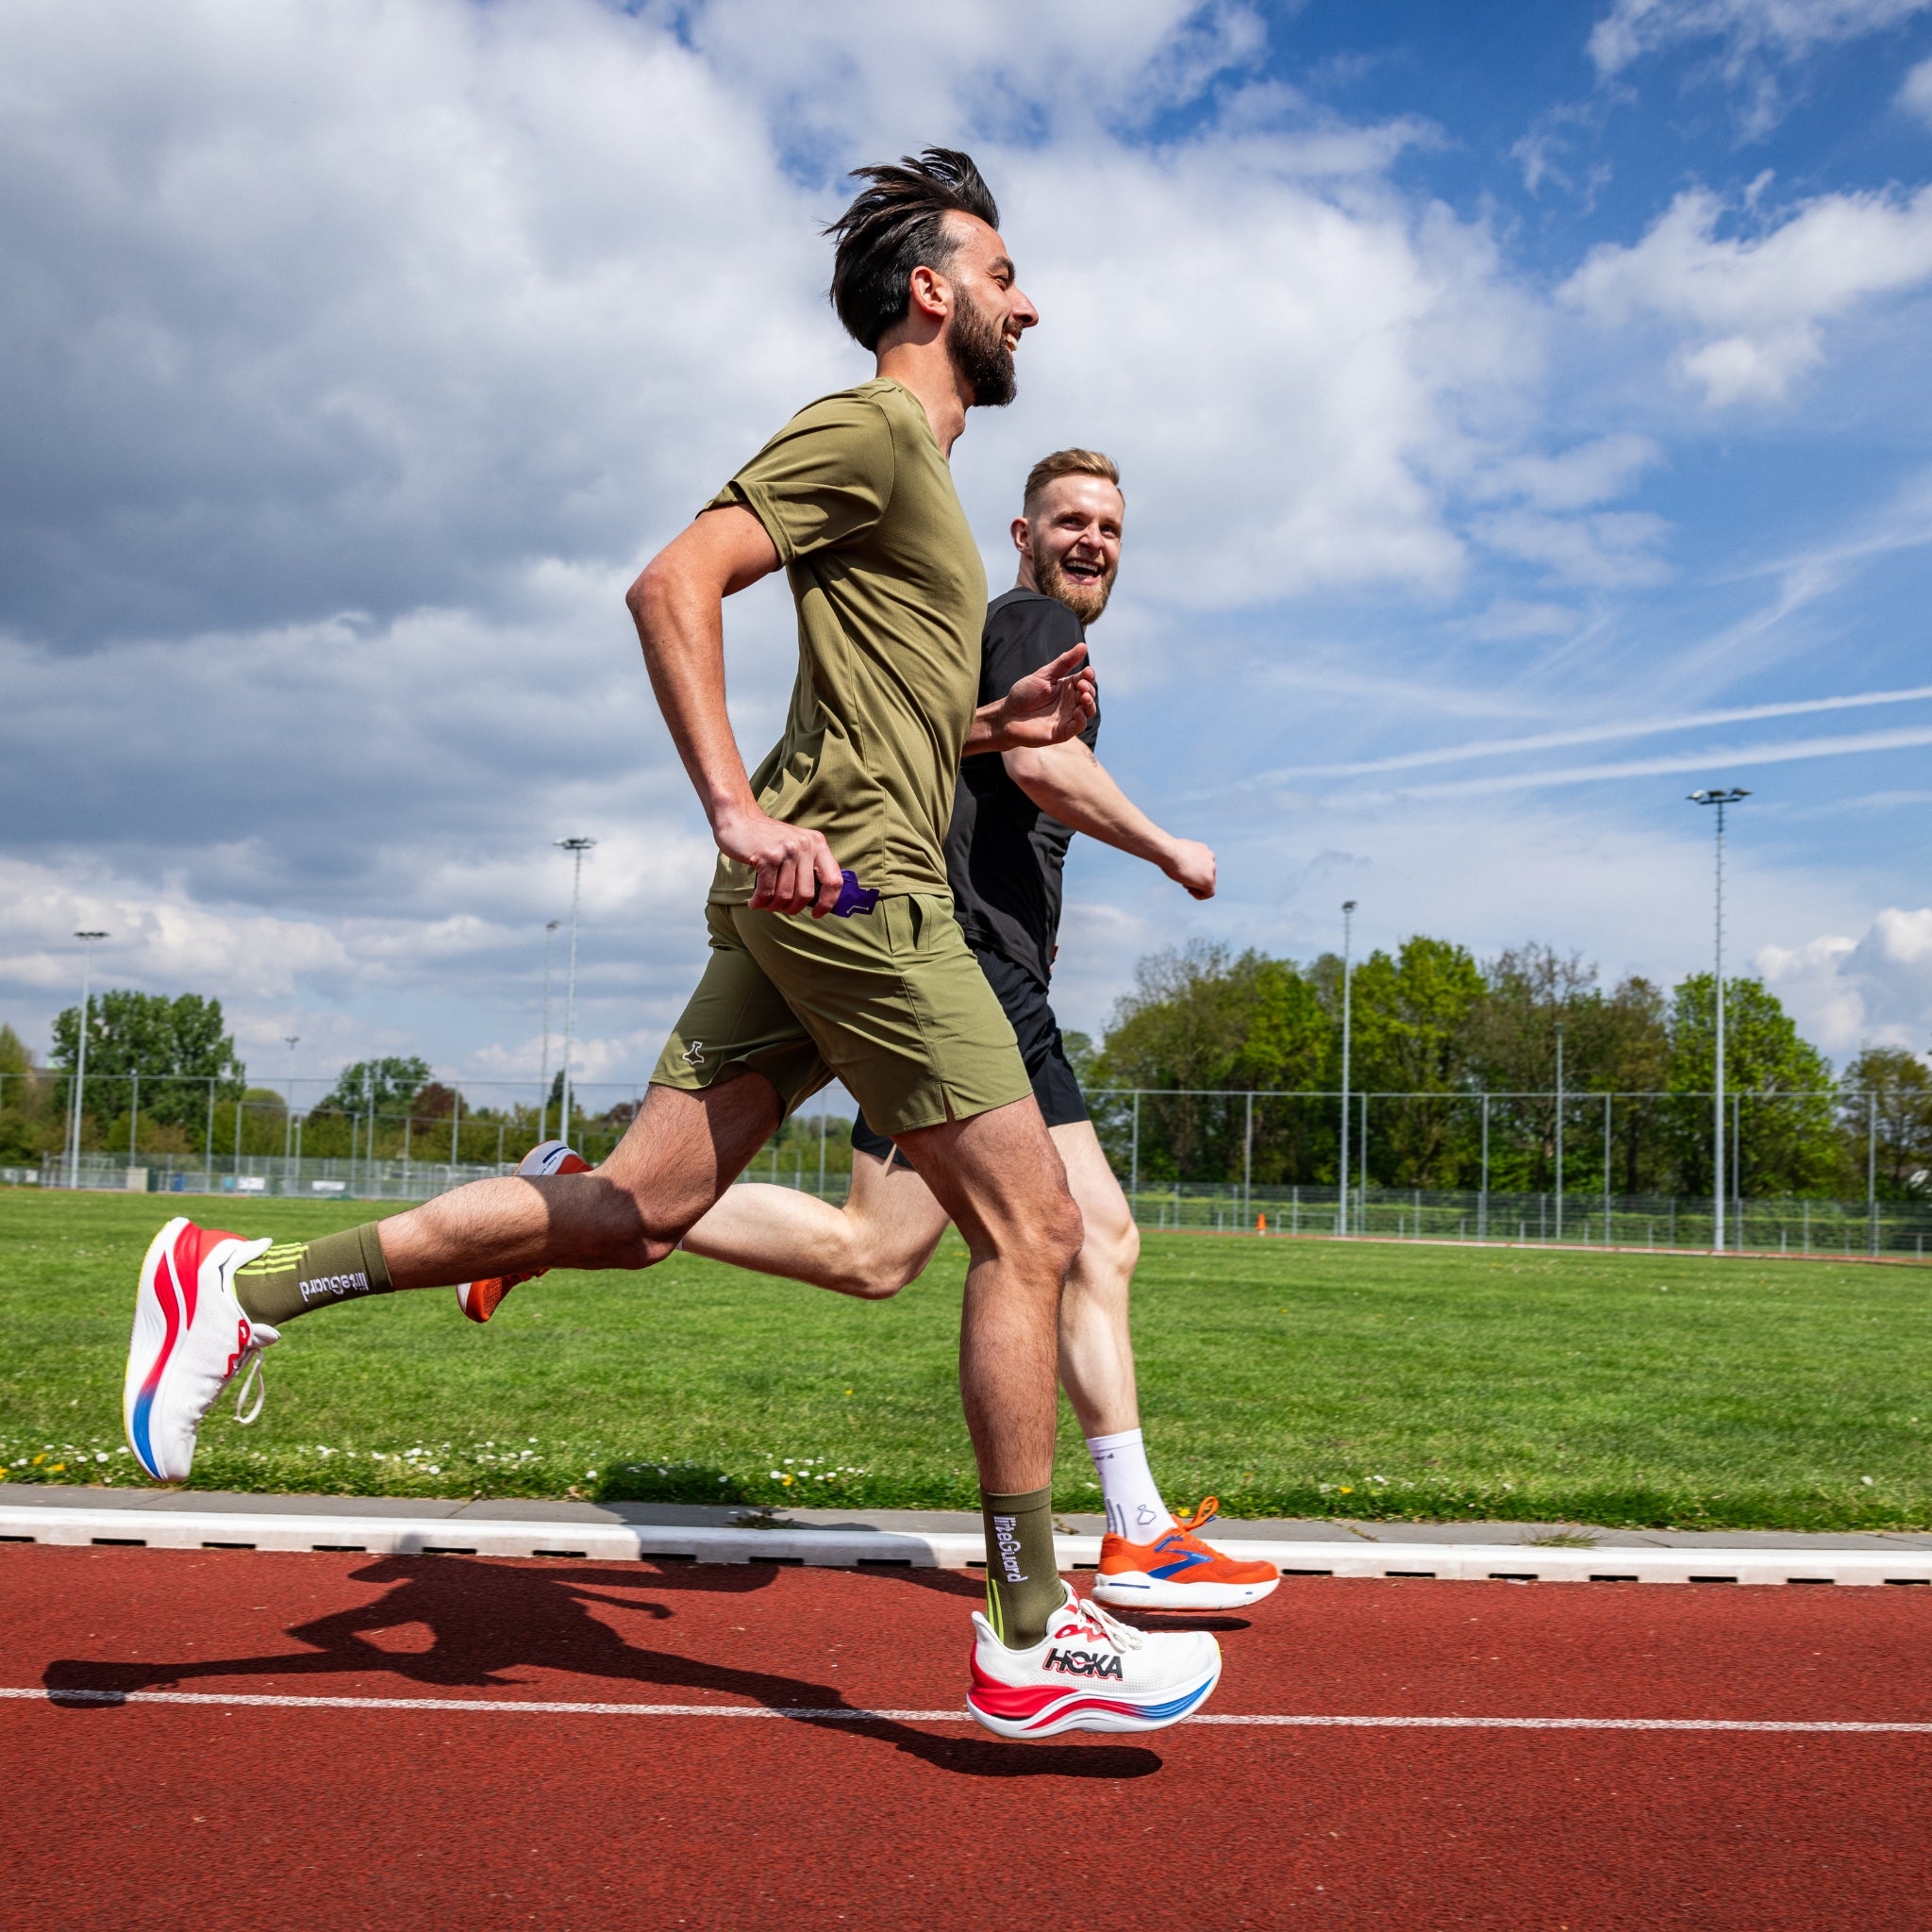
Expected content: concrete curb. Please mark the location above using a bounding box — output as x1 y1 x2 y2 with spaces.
7 1503 1932 1585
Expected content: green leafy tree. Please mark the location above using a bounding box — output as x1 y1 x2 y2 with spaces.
1838 1047 1932 1197
1348 937 1486 1185
50 991 243 1128
313 1057 432 1118
1664 975 1838 1195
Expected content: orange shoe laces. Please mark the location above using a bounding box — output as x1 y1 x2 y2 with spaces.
1169 1497 1221 1537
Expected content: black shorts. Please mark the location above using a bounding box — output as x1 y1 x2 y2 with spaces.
849 947 1088 1161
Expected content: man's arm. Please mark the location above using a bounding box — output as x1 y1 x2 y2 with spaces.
962 641 1096 756
625 507 844 917
1002 739 1216 899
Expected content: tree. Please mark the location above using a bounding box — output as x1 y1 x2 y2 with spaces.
50 991 243 1127
1838 1048 1932 1197
313 1057 432 1118
1347 937 1486 1185
1093 941 1333 1182
1664 975 1838 1195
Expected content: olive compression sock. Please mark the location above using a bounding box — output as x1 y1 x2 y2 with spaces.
233 1224 396 1327
979 1485 1062 1650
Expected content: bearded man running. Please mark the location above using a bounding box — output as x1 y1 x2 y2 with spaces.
121 149 1222 1740
482 450 1278 1614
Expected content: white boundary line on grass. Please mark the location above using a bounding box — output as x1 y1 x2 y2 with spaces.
5 1688 1930 1732
5 1506 1931 1586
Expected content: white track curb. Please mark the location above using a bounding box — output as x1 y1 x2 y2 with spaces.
4 1505 1930 1585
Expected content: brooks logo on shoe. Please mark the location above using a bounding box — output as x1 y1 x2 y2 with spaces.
1042 1646 1124 1680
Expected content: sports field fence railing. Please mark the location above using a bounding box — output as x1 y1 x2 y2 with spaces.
8 1071 1927 1257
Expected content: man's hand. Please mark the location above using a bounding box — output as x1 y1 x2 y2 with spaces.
1162 837 1217 900
715 804 844 917
965 642 1096 755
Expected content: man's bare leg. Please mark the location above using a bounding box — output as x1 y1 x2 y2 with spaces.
690 1118 1144 1430
229 1078 783 1335
376 1077 781 1286
890 1097 1080 1494
681 1148 948 1299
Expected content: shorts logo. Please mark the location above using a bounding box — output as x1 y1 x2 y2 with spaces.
682 1040 705 1067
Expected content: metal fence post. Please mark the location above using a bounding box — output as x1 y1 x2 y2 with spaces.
205 1076 216 1176
1358 1091 1368 1236
1243 1091 1253 1224
1869 1090 1878 1256
129 1071 140 1177
1479 1092 1489 1241
1603 1092 1611 1246
1130 1091 1141 1220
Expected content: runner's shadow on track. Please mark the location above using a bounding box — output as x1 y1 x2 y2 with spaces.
41 1557 1160 1782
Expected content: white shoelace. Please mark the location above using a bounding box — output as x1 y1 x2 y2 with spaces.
229 1341 270 1426
1067 1594 1144 1653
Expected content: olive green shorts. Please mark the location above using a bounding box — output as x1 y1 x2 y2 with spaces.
650 895 1032 1137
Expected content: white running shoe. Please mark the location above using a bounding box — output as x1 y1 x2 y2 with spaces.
456 1139 591 1324
966 1581 1222 1739
124 1218 278 1482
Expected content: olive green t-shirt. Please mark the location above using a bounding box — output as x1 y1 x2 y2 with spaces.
705 378 988 904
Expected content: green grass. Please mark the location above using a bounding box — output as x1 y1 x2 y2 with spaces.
2 1190 1928 1530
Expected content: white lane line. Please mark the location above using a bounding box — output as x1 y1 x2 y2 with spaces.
7 1688 1930 1731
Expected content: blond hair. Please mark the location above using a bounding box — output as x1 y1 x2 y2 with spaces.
1022 447 1122 511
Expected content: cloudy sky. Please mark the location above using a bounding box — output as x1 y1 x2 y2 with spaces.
4 0 1930 1108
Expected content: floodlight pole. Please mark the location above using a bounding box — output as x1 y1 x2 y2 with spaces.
1555 1020 1565 1242
555 839 596 1148
67 931 108 1190
538 919 560 1142
1338 901 1357 1238
283 1036 300 1167
1690 788 1749 1253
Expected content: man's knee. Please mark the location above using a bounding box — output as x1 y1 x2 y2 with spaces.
828 1232 935 1301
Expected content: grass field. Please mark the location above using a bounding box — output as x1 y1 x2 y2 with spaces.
1 1190 1927 1530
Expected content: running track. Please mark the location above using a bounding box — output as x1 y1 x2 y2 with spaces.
3 1547 1928 1929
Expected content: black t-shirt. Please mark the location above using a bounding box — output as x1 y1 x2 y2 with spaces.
945 587 1100 987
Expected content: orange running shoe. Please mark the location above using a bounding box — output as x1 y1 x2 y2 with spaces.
455 1140 590 1324
1091 1497 1280 1610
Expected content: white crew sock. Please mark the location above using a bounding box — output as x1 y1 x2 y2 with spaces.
1085 1427 1173 1542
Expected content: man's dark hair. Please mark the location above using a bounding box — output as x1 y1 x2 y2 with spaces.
825 148 1000 351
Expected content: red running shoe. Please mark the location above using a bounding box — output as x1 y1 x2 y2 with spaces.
1091 1497 1281 1610
455 1140 590 1323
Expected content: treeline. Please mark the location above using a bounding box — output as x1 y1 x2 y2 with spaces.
1083 940 1932 1200
2 996 858 1174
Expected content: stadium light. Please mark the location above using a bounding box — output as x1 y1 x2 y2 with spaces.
537 919 561 1141
554 840 596 1144
1689 787 1750 1253
67 930 108 1190
1338 901 1357 1238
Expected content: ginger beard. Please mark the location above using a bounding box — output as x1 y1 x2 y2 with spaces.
1030 528 1118 624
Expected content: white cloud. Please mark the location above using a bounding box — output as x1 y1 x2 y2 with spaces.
1591 0 1932 74
1561 183 1932 404
1588 0 1932 133
1902 54 1932 118
1758 908 1932 1053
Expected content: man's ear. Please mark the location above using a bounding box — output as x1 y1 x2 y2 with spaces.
1009 514 1030 556
906 262 951 325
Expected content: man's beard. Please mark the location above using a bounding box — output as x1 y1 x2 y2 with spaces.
1032 540 1117 624
946 290 1017 408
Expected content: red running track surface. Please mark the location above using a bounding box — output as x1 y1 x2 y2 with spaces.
2 1545 1928 1929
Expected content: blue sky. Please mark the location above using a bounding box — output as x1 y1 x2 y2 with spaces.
2 0 1929 1106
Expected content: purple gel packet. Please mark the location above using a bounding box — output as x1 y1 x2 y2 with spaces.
831 869 880 917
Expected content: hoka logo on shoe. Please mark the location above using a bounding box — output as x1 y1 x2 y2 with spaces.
1042 1647 1124 1680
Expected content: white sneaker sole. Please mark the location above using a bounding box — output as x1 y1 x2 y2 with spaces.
1091 1569 1280 1610
966 1651 1222 1740
125 1218 196 1481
